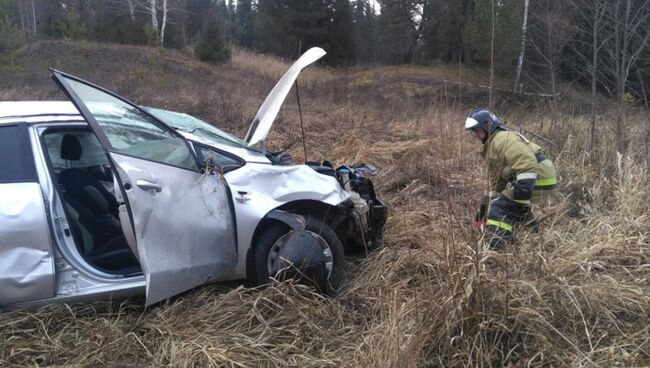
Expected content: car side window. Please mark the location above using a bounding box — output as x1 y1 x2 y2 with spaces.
60 77 198 171
0 125 38 183
194 144 243 173
45 131 109 170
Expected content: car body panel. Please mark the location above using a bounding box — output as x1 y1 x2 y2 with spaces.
0 100 79 121
0 182 55 304
110 153 237 305
244 47 326 150
224 163 350 277
50 71 238 306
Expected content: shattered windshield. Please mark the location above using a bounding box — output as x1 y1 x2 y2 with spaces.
144 107 254 151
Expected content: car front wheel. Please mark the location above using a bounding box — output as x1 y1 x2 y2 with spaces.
250 216 346 296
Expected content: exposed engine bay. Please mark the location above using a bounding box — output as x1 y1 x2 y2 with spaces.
306 161 387 253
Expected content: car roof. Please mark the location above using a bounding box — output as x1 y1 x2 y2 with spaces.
0 101 82 124
0 100 270 163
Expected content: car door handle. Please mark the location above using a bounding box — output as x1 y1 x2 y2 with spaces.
236 191 251 203
136 179 162 192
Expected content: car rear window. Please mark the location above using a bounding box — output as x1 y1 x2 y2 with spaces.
0 124 38 183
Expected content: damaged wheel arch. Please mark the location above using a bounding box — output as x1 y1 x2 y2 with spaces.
247 209 346 295
245 202 347 277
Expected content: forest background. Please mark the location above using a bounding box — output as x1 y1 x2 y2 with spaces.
1 1 649 123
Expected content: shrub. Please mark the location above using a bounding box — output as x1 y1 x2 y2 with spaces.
0 15 25 54
194 21 230 64
143 24 159 46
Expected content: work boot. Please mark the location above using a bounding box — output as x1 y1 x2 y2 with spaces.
522 212 540 233
484 226 511 250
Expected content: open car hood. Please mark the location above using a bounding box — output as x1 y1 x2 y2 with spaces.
244 47 326 149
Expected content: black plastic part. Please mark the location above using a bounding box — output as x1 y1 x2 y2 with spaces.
267 150 293 165
334 164 388 252
306 161 337 177
367 199 388 249
0 125 38 184
266 210 306 231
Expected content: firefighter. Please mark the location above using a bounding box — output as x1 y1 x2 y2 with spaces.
465 108 557 249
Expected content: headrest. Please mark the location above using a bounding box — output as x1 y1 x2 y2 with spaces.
60 134 82 161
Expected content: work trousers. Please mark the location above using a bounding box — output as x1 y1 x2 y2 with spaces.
484 196 532 249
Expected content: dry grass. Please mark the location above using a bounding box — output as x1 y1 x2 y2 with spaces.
1 41 648 367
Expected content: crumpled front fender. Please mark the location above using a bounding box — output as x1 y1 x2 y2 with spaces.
224 163 349 278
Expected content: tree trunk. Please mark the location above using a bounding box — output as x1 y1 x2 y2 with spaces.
637 70 650 162
587 0 600 151
128 0 135 22
18 0 26 35
462 0 475 65
31 0 36 34
151 0 159 37
160 0 167 46
513 0 529 94
612 0 624 153
587 2 599 151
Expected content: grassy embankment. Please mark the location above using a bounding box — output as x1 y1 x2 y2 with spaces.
0 41 648 367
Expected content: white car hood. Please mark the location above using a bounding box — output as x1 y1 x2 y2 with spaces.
244 47 326 150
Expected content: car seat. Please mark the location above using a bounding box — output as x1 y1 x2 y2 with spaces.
58 134 119 217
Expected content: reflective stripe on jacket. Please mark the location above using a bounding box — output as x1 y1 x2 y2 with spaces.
483 130 557 204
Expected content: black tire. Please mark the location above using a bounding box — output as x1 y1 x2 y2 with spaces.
250 216 346 296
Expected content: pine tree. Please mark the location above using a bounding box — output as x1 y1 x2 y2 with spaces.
194 17 231 64
467 0 521 74
185 0 213 41
419 0 465 62
328 0 354 65
254 0 352 65
235 0 254 48
0 0 26 53
352 0 379 65
377 0 416 64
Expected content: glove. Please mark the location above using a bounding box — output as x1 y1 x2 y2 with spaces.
500 166 514 180
475 203 486 222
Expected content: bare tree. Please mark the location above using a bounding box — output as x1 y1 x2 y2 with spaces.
15 0 38 36
159 0 188 46
513 0 529 93
107 0 137 21
525 0 574 127
160 0 167 45
132 0 160 42
571 0 611 151
30 0 36 33
134 0 183 46
566 0 609 151
150 0 158 35
18 0 26 35
587 0 607 151
638 70 650 160
602 0 650 152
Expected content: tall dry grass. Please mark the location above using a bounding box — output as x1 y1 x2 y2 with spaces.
0 41 648 367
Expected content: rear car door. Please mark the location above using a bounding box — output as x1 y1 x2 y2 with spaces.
51 70 237 306
0 123 55 305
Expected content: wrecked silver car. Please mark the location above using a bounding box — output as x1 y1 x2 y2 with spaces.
0 48 386 307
